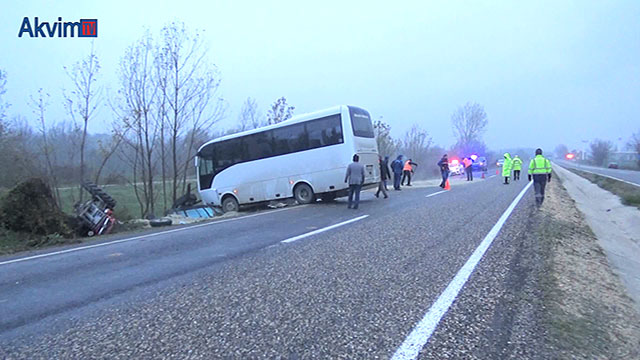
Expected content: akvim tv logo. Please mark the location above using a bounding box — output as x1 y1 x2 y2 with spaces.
18 17 98 37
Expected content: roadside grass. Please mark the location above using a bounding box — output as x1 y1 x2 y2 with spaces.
0 180 197 256
566 168 640 209
0 227 81 256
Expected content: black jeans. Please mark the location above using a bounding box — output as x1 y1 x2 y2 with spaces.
348 184 362 208
513 170 521 180
401 170 412 185
533 174 547 205
465 167 473 181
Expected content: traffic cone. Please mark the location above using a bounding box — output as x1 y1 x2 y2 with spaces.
444 179 451 190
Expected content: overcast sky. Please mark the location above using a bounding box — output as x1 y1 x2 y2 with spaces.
1 0 638 153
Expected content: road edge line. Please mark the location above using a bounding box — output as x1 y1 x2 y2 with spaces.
281 215 369 243
0 206 300 266
391 181 533 360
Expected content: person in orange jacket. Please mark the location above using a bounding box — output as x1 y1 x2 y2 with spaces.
462 157 473 181
401 159 418 186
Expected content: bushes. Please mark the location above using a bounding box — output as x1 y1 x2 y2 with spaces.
0 178 72 236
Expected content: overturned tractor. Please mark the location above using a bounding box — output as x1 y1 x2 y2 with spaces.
74 182 117 237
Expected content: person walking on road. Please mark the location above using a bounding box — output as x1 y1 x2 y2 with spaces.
391 155 404 190
463 157 473 181
375 155 390 199
512 155 523 181
528 148 552 207
345 154 365 209
437 154 450 188
502 153 513 184
381 156 391 190
401 159 418 186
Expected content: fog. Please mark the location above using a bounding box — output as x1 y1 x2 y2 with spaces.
1 0 638 153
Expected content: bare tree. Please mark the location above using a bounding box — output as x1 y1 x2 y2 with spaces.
401 124 432 163
64 43 102 200
94 126 125 186
156 21 225 203
374 118 397 157
266 97 294 125
115 33 160 217
589 139 613 166
554 144 569 159
29 88 61 207
237 97 263 131
628 130 640 167
0 69 8 134
451 102 488 155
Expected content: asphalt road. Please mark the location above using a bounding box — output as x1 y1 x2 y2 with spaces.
0 172 543 358
554 159 640 186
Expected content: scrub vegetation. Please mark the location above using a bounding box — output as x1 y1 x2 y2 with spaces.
567 168 640 209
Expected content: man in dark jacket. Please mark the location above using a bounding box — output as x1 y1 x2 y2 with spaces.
437 154 450 188
345 154 365 209
391 155 404 190
375 155 390 198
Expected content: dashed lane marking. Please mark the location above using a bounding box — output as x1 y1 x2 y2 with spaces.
425 190 448 198
281 215 369 244
392 181 533 359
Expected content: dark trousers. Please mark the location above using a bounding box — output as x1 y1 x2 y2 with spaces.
439 170 450 187
393 173 402 189
376 181 388 198
533 174 547 206
465 167 473 181
347 184 362 208
504 176 510 184
513 170 521 180
401 170 412 185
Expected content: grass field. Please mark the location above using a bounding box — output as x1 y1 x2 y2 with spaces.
57 180 199 221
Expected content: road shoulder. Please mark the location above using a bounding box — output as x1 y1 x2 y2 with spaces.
554 164 640 311
542 170 640 358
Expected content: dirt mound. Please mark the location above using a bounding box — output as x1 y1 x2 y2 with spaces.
0 178 72 236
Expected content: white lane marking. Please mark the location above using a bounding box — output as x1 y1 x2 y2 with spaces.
425 190 447 198
556 164 640 188
489 175 497 178
0 206 301 267
281 215 369 243
392 181 533 360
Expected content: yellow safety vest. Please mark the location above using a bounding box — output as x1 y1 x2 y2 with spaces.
528 155 551 175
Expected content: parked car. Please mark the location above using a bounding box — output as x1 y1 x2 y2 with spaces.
496 159 505 167
607 162 619 169
449 159 465 175
472 156 488 171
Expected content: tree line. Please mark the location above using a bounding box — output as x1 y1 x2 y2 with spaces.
0 22 296 218
374 101 490 178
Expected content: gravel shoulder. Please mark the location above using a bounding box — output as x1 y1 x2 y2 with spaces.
540 173 640 358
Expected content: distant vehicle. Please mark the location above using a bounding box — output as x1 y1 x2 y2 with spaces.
607 162 619 169
472 156 488 171
449 159 465 176
196 105 380 212
496 159 505 167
